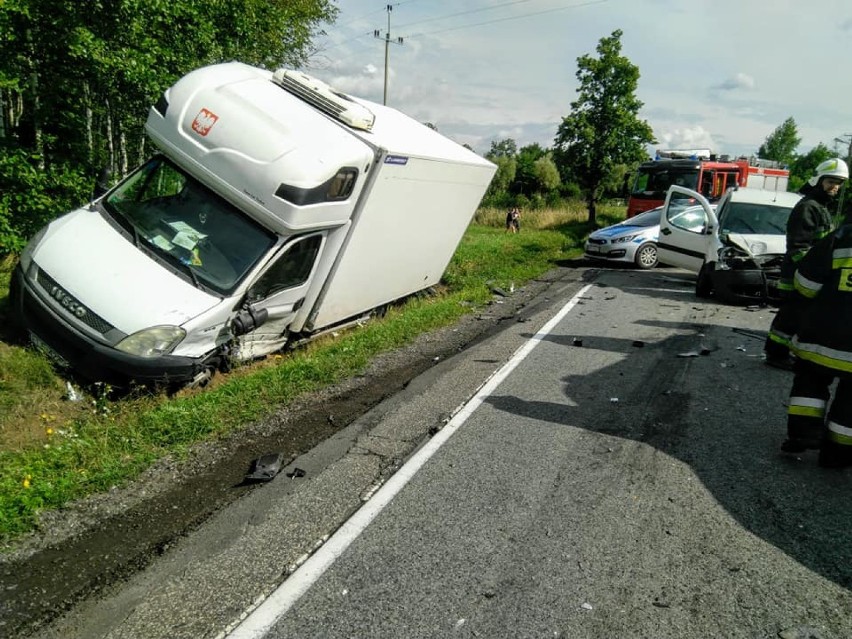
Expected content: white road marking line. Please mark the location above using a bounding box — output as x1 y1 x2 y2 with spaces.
225 283 594 639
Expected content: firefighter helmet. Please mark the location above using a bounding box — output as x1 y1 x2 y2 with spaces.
808 158 849 186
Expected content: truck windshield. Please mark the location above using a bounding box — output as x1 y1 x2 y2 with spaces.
720 202 792 236
632 168 699 196
102 157 275 294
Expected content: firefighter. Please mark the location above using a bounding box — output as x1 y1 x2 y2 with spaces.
765 158 848 369
782 222 852 466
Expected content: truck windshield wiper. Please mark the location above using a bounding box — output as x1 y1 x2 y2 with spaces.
176 259 200 288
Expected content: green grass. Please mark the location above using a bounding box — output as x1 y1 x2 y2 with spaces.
0 202 625 544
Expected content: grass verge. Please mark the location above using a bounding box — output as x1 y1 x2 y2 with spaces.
0 202 625 544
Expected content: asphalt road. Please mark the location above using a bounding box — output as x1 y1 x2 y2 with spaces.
23 266 852 639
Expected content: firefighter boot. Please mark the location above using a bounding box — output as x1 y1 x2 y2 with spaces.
782 415 823 453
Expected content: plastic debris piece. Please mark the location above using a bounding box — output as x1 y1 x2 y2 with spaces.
610 397 619 403
736 345 747 352
286 467 306 479
64 381 81 402
245 453 284 482
572 338 583 347
678 351 700 358
490 286 509 297
581 602 593 610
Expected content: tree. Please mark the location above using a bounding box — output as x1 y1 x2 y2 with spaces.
788 143 833 192
758 117 800 166
553 30 655 226
488 138 517 159
513 143 547 197
483 151 517 207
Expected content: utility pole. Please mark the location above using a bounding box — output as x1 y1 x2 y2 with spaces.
373 4 403 105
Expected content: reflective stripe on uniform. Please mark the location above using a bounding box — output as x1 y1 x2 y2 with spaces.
793 271 822 298
827 420 852 446
787 396 827 418
791 338 852 373
777 280 794 291
791 249 808 263
768 329 793 346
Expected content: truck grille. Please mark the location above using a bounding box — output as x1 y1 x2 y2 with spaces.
36 269 115 335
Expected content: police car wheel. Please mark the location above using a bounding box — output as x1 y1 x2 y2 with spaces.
634 243 658 269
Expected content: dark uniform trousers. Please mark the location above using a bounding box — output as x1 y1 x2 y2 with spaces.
787 360 852 465
786 224 852 467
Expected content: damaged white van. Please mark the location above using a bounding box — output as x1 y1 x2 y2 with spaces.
9 63 496 387
656 185 802 303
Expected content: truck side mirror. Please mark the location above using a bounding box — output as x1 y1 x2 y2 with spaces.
92 167 112 200
231 307 269 336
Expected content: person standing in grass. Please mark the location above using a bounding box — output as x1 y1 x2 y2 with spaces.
505 207 520 233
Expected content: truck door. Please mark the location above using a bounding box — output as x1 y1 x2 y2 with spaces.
236 233 324 359
657 186 717 273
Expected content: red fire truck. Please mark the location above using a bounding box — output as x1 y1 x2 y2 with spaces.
626 149 790 217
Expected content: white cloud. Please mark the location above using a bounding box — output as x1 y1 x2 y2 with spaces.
657 126 717 154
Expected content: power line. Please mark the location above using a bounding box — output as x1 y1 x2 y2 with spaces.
394 0 536 29
400 0 609 39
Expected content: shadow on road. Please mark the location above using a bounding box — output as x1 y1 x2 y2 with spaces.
484 271 852 593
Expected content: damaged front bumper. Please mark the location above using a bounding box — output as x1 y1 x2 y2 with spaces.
710 249 783 305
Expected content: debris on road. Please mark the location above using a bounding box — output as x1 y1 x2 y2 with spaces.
286 467 306 479
632 340 645 347
573 338 583 347
244 453 284 482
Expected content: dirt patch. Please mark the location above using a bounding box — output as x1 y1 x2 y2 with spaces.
0 268 581 638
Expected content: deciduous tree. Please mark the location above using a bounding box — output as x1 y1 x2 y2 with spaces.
758 117 800 166
553 29 654 226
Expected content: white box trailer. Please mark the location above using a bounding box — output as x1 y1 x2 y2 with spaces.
9 62 496 387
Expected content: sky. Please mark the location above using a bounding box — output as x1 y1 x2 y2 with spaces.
304 0 852 160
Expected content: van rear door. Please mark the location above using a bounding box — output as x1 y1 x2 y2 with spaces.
657 186 717 273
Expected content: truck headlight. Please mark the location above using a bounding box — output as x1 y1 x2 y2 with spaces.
116 326 186 357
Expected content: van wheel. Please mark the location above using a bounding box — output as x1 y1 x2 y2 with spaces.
634 243 658 269
696 263 714 298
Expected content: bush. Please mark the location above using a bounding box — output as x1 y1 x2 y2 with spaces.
0 149 93 255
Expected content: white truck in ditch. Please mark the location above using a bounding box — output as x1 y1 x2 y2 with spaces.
9 62 496 387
